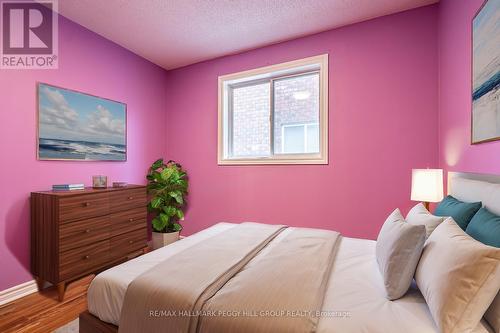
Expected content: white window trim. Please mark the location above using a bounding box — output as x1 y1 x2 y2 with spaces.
217 54 329 165
281 122 319 154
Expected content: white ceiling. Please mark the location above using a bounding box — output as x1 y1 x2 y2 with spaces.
56 0 439 70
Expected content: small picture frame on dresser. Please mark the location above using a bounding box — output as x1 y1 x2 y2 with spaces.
92 175 107 188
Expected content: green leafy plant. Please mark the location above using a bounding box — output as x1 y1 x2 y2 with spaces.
146 159 188 233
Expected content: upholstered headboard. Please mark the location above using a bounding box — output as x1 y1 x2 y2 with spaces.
448 172 500 215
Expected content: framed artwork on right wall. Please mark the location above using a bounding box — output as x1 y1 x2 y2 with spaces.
472 0 500 144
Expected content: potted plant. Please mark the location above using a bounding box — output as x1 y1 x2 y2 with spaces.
146 158 188 249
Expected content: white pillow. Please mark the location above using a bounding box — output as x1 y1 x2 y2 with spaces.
415 218 500 333
406 203 446 238
376 209 426 300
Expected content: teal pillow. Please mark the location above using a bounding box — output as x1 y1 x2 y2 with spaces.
466 207 500 247
434 195 482 230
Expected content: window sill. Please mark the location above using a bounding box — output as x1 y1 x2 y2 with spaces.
218 156 328 165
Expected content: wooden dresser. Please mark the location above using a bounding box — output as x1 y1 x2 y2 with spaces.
31 185 148 301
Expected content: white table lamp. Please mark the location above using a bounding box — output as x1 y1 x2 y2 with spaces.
411 169 444 210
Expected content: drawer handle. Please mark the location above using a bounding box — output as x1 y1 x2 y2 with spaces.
128 240 134 244
84 229 91 233
83 202 91 207
83 255 90 260
128 196 134 200
129 218 134 222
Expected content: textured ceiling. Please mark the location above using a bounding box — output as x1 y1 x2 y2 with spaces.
56 0 439 70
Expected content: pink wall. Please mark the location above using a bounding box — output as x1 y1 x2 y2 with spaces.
0 17 168 291
165 6 439 239
438 0 500 175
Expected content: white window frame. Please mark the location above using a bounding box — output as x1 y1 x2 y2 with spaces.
218 54 329 165
281 122 319 154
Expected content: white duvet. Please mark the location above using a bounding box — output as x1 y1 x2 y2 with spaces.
88 223 493 333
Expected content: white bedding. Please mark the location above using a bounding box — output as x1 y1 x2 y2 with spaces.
88 223 493 332
88 223 236 325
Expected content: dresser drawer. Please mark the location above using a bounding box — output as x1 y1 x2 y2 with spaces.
59 193 109 222
59 240 110 281
110 207 147 237
59 215 111 252
109 188 146 213
110 228 147 260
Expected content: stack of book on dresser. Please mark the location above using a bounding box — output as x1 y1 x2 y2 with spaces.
52 183 85 191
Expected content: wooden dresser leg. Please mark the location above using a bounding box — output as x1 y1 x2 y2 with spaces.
57 282 66 302
34 277 44 291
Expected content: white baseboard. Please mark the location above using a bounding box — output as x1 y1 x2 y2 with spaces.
0 280 39 306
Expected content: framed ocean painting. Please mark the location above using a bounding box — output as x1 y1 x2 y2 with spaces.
37 83 127 161
472 0 500 144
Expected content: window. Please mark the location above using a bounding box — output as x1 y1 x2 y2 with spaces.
218 54 328 165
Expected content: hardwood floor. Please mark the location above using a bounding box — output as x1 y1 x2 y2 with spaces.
0 275 93 333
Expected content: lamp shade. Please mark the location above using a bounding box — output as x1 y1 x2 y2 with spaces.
411 169 444 203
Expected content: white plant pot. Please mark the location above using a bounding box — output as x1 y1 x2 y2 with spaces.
152 231 179 250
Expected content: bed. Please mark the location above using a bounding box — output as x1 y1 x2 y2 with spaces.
81 172 499 333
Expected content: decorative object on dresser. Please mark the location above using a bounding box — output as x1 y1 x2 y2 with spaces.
92 175 108 188
147 159 188 249
31 185 147 301
410 169 444 210
52 183 85 191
